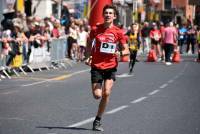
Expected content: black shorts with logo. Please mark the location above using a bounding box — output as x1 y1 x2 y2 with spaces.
91 67 117 83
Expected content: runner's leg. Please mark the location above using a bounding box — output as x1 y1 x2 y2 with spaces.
96 79 113 117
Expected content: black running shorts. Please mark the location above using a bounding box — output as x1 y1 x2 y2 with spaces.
91 67 117 83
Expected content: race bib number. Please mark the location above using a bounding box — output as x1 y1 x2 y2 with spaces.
100 42 116 54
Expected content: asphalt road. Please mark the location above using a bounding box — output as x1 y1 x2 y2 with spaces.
0 55 200 134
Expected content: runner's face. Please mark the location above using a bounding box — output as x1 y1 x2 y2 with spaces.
103 9 116 24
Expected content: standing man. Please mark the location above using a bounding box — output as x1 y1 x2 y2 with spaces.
86 5 129 131
141 22 151 54
162 22 177 65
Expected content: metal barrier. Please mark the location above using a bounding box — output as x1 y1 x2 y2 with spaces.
50 38 70 68
0 37 71 79
28 43 51 70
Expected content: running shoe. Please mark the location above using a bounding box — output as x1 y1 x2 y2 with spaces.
165 62 172 66
92 120 104 131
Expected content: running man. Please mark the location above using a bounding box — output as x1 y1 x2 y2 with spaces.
86 5 130 131
126 22 140 74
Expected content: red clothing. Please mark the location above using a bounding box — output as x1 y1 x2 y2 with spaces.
163 27 177 45
51 28 60 38
150 29 161 41
90 24 127 70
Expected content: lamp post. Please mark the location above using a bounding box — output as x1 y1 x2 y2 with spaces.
132 0 138 22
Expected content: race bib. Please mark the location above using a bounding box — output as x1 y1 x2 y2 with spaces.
130 45 137 50
154 34 159 41
100 42 116 54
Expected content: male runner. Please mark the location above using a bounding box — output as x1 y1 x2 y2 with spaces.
86 5 130 131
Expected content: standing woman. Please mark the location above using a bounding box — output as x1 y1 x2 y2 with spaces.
86 5 129 131
150 22 162 61
126 22 140 74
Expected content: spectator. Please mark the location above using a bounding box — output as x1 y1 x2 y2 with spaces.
150 22 162 61
196 26 200 61
141 22 151 54
61 3 70 26
178 24 187 54
67 22 78 60
77 25 88 61
51 20 60 38
162 22 177 65
186 25 196 54
6 22 25 66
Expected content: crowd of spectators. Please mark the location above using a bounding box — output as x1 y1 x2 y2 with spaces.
0 9 91 67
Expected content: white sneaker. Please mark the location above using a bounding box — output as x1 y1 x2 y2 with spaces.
157 57 162 62
0 75 6 79
165 62 172 66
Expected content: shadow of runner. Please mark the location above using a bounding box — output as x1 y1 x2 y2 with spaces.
36 126 92 131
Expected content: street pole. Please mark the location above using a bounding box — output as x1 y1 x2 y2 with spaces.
132 0 138 23
58 0 63 19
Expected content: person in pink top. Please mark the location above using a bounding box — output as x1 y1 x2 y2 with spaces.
162 22 177 65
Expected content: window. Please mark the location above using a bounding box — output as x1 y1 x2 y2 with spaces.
143 0 148 4
165 0 171 10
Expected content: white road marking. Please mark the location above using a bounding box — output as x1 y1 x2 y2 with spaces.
0 90 19 95
106 105 129 114
0 117 25 121
159 83 168 89
131 97 147 103
148 90 160 95
22 79 51 87
67 117 95 128
116 73 134 78
21 69 90 87
67 105 129 127
168 79 174 83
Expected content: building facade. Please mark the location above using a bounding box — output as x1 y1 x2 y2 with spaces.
149 0 196 25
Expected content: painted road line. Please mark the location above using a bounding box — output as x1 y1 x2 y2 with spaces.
148 90 160 96
159 83 168 89
51 74 72 81
131 97 147 104
0 90 19 95
67 117 95 128
168 79 174 83
0 117 25 121
116 73 134 78
22 69 90 87
67 105 129 127
22 79 51 87
106 105 129 114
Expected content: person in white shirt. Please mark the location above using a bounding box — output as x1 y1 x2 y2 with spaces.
77 25 88 61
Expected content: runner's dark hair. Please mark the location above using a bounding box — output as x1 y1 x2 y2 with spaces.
102 4 117 16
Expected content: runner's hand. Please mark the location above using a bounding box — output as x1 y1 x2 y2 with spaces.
85 56 92 66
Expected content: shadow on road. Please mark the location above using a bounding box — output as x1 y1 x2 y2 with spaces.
36 126 92 131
